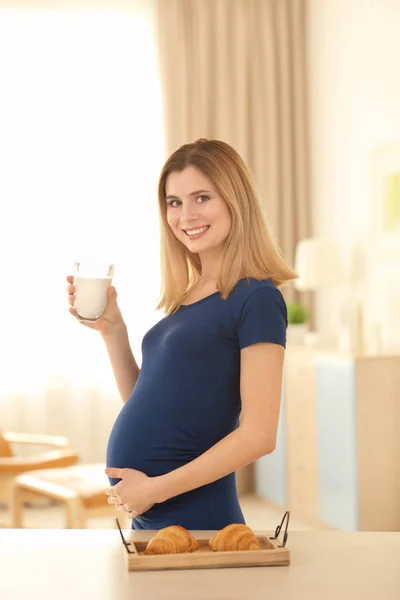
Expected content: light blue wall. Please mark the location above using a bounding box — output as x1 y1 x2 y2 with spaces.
315 357 359 530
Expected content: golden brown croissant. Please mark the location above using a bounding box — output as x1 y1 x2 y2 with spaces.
144 525 199 555
208 524 261 552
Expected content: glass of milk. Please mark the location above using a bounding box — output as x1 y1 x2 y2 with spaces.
73 260 114 321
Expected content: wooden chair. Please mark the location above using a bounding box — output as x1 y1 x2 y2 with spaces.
0 430 80 526
10 463 124 529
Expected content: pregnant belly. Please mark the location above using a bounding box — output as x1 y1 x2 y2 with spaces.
106 395 203 480
105 394 244 528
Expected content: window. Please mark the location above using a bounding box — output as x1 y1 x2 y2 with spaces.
0 5 164 451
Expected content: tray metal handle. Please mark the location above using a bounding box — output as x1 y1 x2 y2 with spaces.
268 510 290 547
116 517 136 554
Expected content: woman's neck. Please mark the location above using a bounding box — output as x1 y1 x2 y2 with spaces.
198 254 223 283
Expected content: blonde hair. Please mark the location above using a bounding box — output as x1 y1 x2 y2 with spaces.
156 138 297 315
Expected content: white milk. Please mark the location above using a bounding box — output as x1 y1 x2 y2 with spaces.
74 275 112 320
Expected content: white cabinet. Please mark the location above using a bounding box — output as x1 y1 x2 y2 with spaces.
256 345 400 531
284 346 319 520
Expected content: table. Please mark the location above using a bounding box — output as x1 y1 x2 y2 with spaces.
0 528 399 599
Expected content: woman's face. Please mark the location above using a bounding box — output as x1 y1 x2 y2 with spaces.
165 166 232 257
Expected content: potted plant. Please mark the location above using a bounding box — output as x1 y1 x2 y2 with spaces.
286 302 309 344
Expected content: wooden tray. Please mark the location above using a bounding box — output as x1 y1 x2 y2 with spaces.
116 512 291 572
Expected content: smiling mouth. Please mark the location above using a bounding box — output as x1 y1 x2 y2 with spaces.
183 225 210 237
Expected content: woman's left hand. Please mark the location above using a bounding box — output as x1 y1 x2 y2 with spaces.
105 467 159 518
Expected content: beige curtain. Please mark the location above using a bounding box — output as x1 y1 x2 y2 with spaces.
156 0 312 306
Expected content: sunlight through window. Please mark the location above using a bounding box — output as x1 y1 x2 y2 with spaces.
0 6 164 401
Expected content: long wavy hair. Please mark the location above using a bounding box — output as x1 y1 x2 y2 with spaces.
156 139 297 315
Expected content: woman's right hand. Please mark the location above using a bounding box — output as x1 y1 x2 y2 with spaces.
66 275 125 337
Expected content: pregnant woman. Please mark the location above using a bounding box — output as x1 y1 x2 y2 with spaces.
66 139 296 530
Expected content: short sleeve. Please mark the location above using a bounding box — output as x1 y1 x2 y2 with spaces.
237 285 288 349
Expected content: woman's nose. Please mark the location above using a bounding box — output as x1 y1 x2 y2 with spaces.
179 202 198 222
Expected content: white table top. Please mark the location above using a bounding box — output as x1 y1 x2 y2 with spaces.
0 528 399 600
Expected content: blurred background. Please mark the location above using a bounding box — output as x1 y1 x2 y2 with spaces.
0 0 399 533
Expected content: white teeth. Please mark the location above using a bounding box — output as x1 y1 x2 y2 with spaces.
186 226 209 236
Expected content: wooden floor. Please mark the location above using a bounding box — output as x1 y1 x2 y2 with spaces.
0 494 331 531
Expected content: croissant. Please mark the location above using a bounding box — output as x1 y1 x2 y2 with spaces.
208 524 261 552
144 525 200 555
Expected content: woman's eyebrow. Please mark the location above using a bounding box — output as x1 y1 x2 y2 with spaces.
165 189 213 200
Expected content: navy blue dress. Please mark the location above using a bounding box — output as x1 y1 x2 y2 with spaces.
106 277 287 529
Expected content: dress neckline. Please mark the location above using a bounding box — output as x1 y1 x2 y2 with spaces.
178 277 253 309
179 290 221 309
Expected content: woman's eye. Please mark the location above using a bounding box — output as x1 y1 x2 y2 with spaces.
167 196 209 207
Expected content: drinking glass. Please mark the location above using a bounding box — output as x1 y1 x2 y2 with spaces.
73 260 115 321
